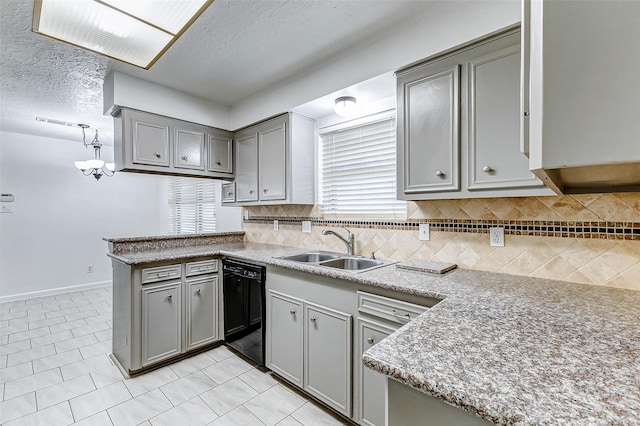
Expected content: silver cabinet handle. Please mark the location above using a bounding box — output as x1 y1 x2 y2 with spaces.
196 289 201 295
167 294 172 301
155 152 161 158
310 317 317 323
482 165 493 173
181 155 188 161
216 160 221 165
249 189 254 194
392 309 410 319
289 310 296 315
226 192 233 197
367 337 374 345
263 188 268 193
435 170 444 177
524 111 530 117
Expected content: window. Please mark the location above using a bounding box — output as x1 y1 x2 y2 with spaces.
319 112 406 218
168 177 216 234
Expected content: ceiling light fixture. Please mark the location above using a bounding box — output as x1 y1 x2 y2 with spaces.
74 124 115 181
32 0 213 69
334 96 357 117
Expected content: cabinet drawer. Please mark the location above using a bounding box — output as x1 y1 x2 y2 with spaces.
185 260 218 277
357 291 427 325
141 265 182 284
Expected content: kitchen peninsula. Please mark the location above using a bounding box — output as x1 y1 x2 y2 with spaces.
106 233 640 425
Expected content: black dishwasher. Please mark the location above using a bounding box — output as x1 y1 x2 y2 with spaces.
222 259 266 366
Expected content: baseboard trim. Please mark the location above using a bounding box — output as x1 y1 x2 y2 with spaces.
0 280 112 303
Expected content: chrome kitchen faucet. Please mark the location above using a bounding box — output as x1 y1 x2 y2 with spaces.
321 227 354 255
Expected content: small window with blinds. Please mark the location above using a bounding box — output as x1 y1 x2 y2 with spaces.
168 177 216 234
320 112 406 218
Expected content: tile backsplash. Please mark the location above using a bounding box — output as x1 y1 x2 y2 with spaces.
242 193 640 291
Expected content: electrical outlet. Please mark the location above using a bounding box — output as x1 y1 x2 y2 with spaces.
490 227 504 247
273 220 279 231
0 204 13 213
302 221 312 233
419 223 430 241
87 265 93 273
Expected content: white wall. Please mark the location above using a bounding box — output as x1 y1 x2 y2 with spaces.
231 1 520 128
0 131 170 300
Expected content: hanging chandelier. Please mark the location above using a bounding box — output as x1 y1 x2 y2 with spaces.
74 124 115 180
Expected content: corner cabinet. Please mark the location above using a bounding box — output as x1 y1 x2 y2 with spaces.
523 0 640 194
229 113 316 206
112 258 220 375
113 108 234 179
397 28 553 200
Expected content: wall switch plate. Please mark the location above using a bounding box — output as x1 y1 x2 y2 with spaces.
302 221 312 233
490 227 505 247
0 204 13 213
419 223 430 241
273 220 279 231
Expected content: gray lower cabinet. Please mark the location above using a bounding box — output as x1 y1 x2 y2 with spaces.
266 287 352 418
304 302 352 417
141 281 182 367
186 275 218 350
111 258 220 375
357 319 395 426
267 290 303 387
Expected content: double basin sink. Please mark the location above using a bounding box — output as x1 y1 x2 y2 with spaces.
276 251 396 273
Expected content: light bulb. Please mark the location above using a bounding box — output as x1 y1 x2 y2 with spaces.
74 161 89 170
86 159 105 169
334 96 357 117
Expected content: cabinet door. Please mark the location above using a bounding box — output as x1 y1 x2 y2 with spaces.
399 64 460 194
235 132 258 202
267 290 303 387
208 134 233 174
131 112 170 167
174 126 205 170
467 44 541 190
186 276 218 351
358 319 396 426
258 120 286 201
304 302 352 417
141 281 181 367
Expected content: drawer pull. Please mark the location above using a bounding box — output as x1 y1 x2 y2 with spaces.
367 337 374 345
289 310 296 315
310 317 317 323
155 152 161 158
482 165 493 173
435 170 444 177
156 272 170 278
167 294 173 301
216 160 222 165
181 155 188 161
196 289 201 295
392 309 411 320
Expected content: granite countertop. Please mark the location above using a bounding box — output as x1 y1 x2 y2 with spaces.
106 237 640 425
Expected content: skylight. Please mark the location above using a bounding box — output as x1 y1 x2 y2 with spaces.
32 0 213 69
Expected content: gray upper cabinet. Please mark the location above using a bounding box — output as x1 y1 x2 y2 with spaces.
207 133 233 174
397 28 552 200
525 0 640 194
398 64 460 194
130 110 171 167
235 131 259 202
467 44 541 190
114 108 234 179
174 126 205 170
258 120 287 201
229 113 316 206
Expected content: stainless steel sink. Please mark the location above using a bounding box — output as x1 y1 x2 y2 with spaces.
278 252 341 263
276 251 396 273
319 257 387 271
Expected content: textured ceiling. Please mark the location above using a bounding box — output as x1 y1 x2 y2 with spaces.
0 0 433 143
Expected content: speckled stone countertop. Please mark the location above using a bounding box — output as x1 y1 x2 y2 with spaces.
106 236 640 424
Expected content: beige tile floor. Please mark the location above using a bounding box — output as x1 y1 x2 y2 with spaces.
0 286 347 425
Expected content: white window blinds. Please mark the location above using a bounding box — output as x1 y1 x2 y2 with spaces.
168 177 216 234
320 114 406 218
